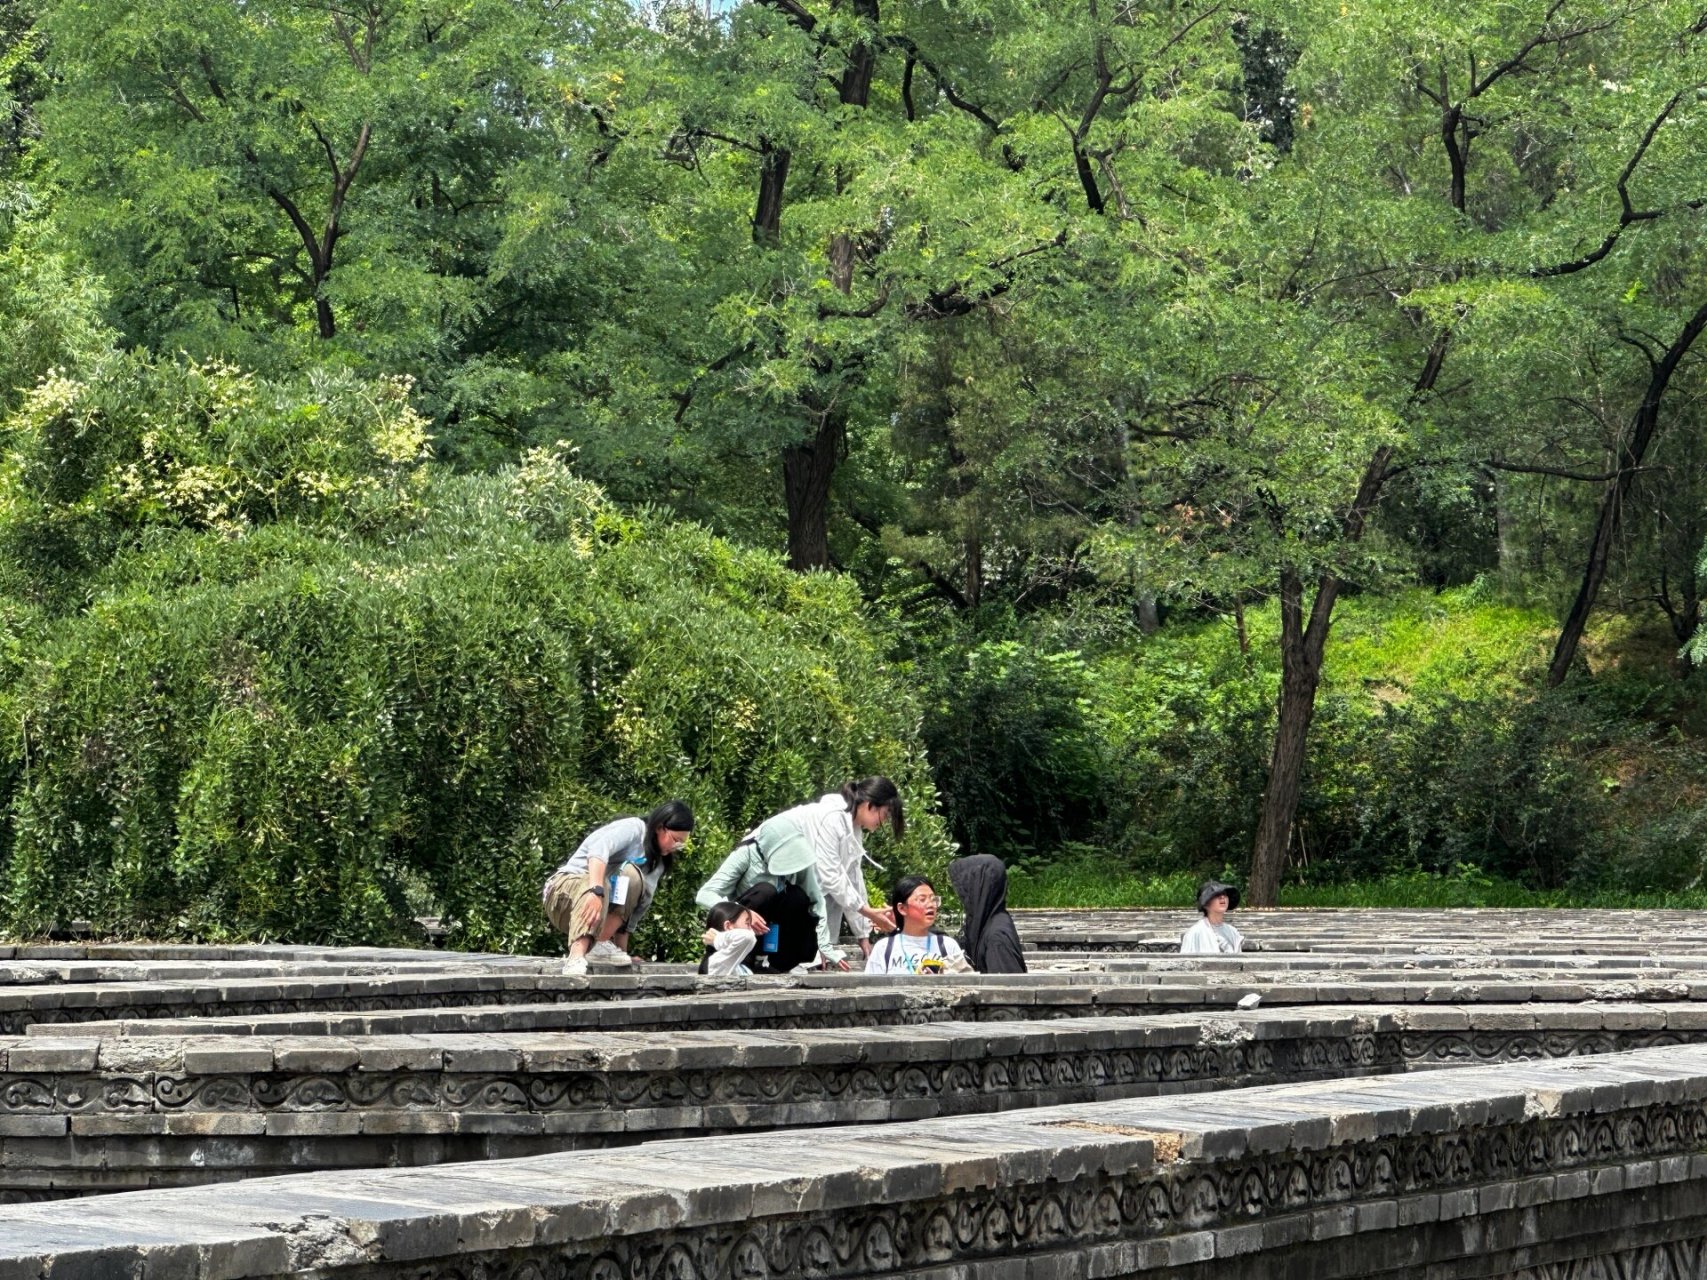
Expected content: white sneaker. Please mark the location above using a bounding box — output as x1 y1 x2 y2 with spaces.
562 955 589 976
588 941 632 966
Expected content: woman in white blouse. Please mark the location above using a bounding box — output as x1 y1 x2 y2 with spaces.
695 777 902 971
797 777 902 961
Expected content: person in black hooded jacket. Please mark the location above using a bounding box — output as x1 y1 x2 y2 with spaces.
947 853 1028 974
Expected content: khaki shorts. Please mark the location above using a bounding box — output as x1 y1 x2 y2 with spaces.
543 864 647 943
613 863 653 931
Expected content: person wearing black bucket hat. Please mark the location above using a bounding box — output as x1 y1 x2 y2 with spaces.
1180 879 1244 954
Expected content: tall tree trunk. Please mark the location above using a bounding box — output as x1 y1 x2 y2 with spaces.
779 0 878 571
1549 298 1707 686
1259 102 1464 895
1247 445 1392 905
784 410 844 571
838 0 878 106
1247 569 1334 906
964 537 983 608
1137 593 1160 634
263 122 369 341
753 145 790 243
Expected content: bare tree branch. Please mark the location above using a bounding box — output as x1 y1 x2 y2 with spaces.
755 0 817 33
1482 458 1649 482
1531 90 1685 278
881 35 1002 132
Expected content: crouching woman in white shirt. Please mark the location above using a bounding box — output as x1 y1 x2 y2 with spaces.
1179 880 1244 954
803 776 902 963
863 875 968 975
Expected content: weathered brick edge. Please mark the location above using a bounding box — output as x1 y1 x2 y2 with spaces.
29 968 1707 1041
0 1044 1705 1278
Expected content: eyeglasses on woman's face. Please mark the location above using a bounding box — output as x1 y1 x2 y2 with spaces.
855 801 890 832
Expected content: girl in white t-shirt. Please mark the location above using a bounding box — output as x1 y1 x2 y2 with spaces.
1179 880 1244 954
864 875 967 975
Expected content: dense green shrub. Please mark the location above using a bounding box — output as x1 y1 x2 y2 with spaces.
929 587 1707 900
1292 602 1707 894
910 599 1275 874
922 640 1107 859
0 240 111 416
0 354 432 609
1303 687 1601 886
1087 640 1274 871
0 367 948 950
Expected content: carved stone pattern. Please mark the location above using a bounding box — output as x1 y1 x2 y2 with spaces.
7 999 1467 1037
1400 1031 1688 1065
1506 1236 1707 1279
0 1079 53 1112
154 1076 254 1110
40 1027 1707 1124
0 1004 1015 1038
302 1103 1707 1280
250 1075 360 1110
0 1037 1394 1119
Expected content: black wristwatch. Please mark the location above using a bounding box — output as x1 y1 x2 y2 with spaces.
588 886 606 899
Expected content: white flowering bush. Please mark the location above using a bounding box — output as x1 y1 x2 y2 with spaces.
0 355 432 607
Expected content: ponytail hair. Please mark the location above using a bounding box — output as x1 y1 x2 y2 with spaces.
700 899 746 974
704 900 746 931
841 776 904 841
640 799 695 870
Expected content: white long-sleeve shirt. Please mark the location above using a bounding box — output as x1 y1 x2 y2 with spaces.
705 928 757 976
790 793 874 942
1179 919 1243 954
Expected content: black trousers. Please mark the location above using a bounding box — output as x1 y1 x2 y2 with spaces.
735 882 820 973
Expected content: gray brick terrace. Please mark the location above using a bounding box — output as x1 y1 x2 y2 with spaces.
0 909 1706 1276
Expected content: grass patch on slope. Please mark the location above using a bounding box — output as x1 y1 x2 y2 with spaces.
1007 861 1707 910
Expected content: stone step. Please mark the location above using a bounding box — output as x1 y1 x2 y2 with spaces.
949 955 1707 979
0 970 711 1036
0 1003 1695 1200
0 944 468 962
0 960 549 988
26 968 1707 1042
0 1043 1704 1277
9 947 1707 1041
1012 906 1707 956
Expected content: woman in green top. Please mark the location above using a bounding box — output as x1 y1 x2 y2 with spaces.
694 808 844 972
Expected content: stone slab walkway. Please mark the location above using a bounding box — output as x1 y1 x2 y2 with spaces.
0 917 1703 1274
0 1043 1704 1278
1014 906 1707 954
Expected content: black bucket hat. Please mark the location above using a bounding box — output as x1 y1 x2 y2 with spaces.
1196 880 1240 913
